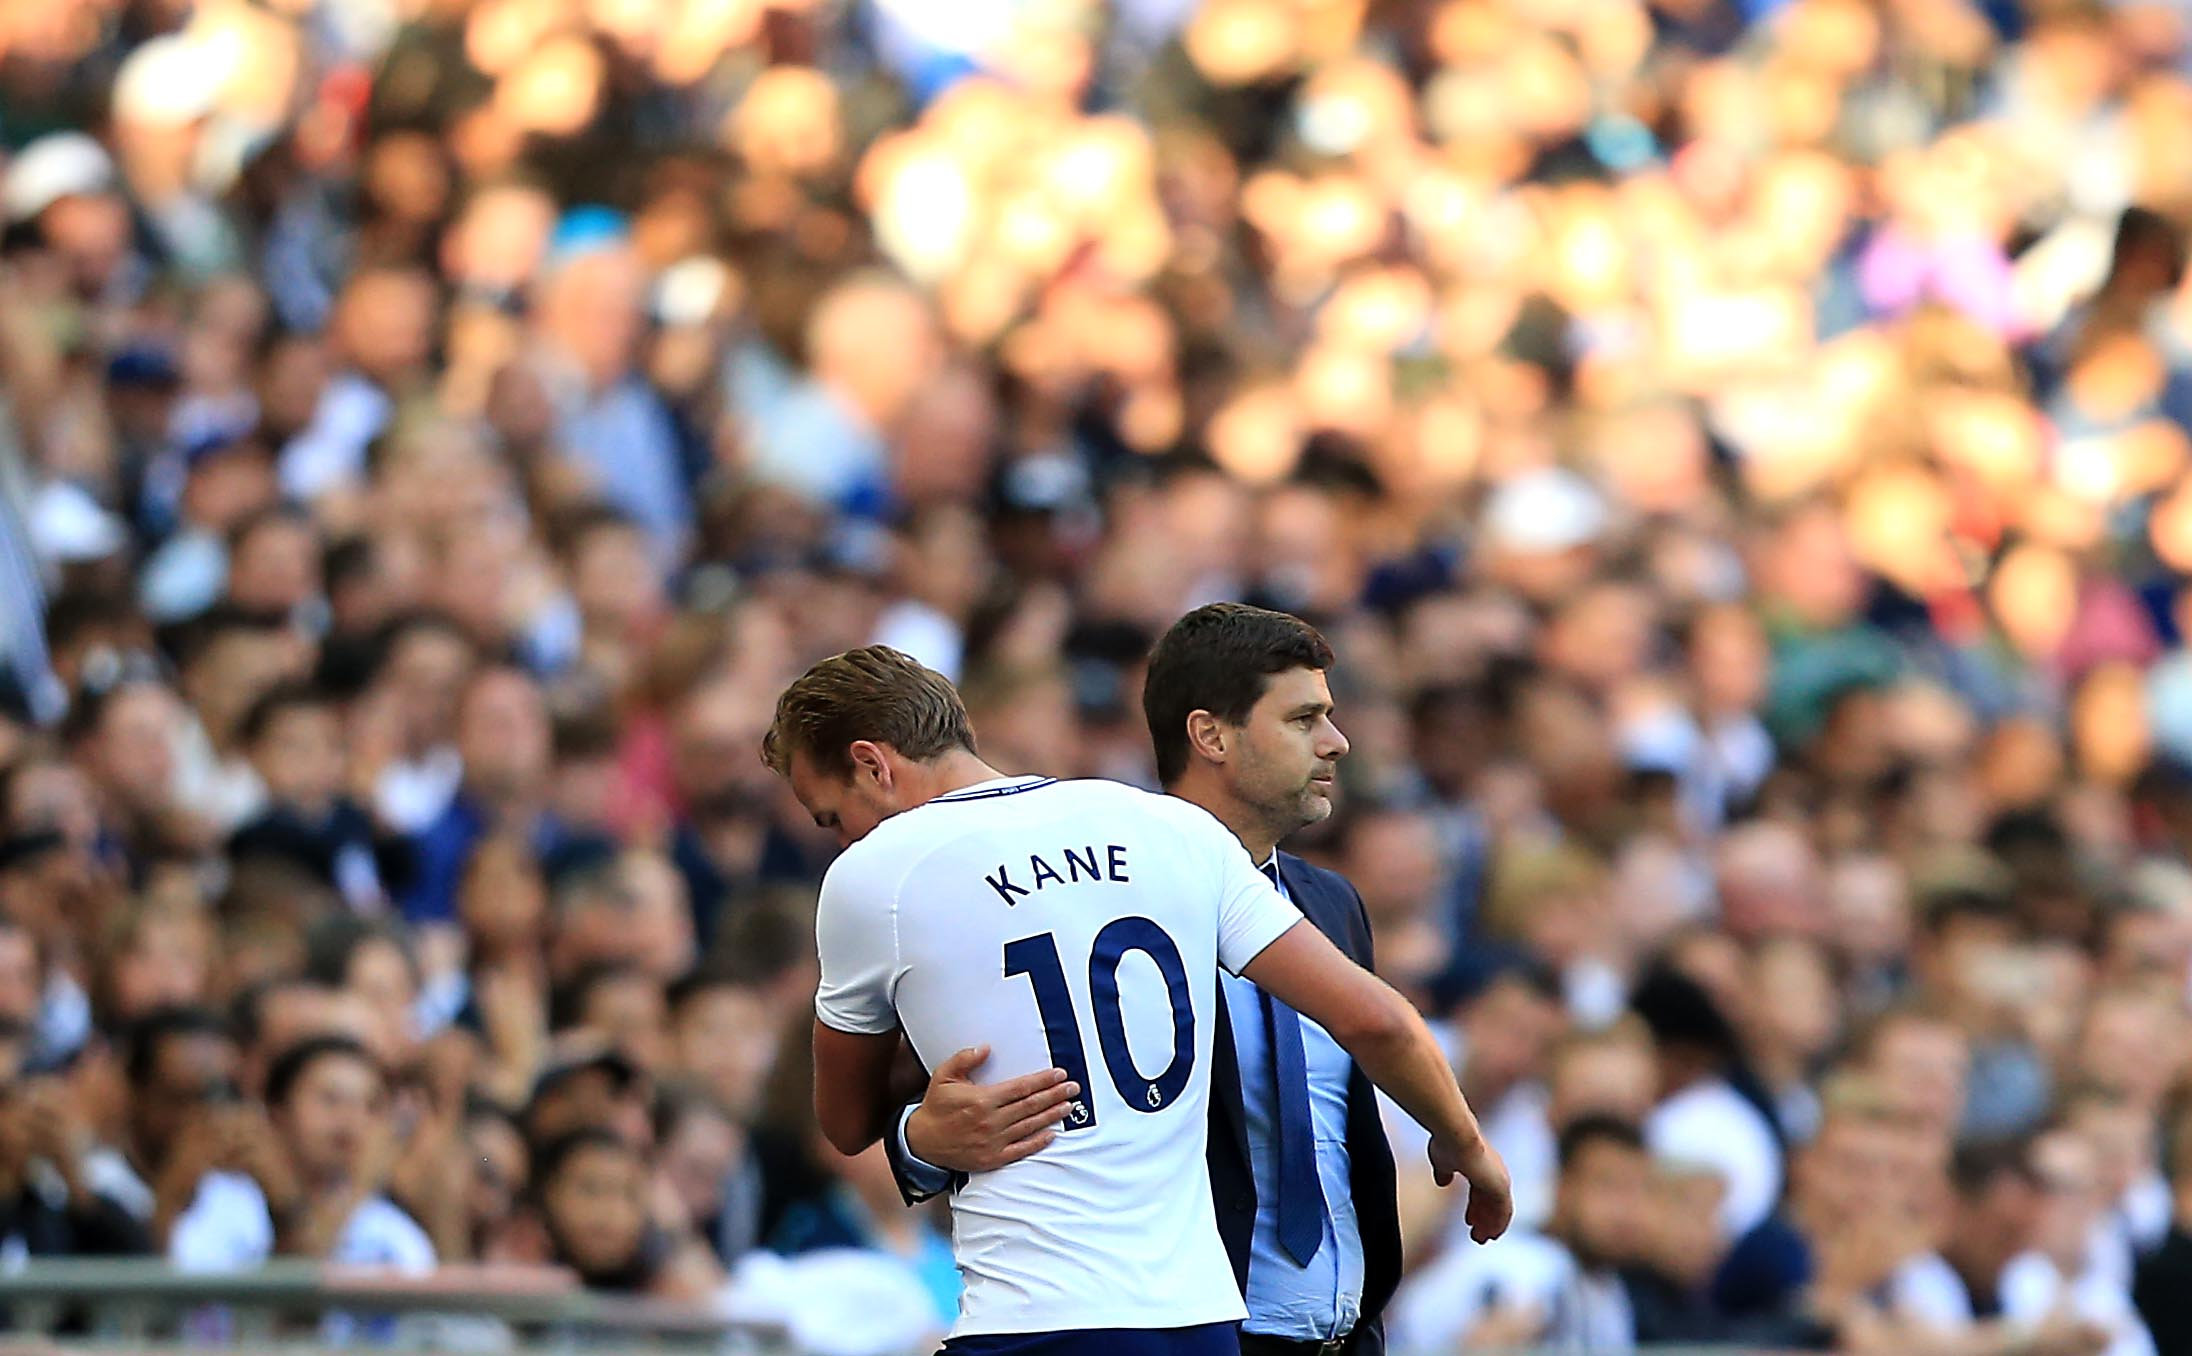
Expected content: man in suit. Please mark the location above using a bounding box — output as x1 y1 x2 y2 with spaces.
888 603 1434 1356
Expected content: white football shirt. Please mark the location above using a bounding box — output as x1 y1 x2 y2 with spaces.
814 776 1304 1338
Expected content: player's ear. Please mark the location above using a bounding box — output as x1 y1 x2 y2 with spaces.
1185 709 1227 765
847 740 890 786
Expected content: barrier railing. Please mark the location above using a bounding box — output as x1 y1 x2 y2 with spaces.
0 1258 793 1352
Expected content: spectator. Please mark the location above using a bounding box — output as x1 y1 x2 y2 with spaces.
529 1126 719 1299
1387 1115 1651 1355
227 682 409 912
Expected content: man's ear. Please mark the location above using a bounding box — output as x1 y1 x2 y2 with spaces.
847 740 892 788
1185 710 1227 765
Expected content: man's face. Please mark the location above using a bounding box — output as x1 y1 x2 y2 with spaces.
1802 1114 1916 1227
1871 1020 1969 1139
277 1052 384 1184
90 684 181 811
458 670 550 799
583 974 670 1073
658 1108 736 1223
255 707 345 811
137 1032 242 1159
544 1142 648 1275
1221 666 1348 838
1557 1138 1650 1269
1460 976 1563 1091
2029 1131 2103 1268
674 986 777 1122
386 630 472 747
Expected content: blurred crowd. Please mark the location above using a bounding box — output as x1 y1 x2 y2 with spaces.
10 0 2192 1353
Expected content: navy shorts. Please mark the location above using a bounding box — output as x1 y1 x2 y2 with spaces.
939 1321 1241 1356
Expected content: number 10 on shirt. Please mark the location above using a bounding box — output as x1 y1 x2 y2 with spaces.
1003 917 1197 1130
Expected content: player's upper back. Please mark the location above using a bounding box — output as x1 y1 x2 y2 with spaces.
813 775 1293 1076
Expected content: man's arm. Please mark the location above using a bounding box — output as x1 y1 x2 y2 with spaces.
1239 920 1513 1244
812 1020 904 1156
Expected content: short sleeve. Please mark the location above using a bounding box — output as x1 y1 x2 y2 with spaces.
1205 821 1305 976
813 849 902 1035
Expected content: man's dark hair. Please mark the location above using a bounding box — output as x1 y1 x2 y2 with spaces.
1629 963 1743 1066
265 1033 379 1108
227 501 317 556
239 680 336 749
551 961 651 1033
1142 603 1336 786
123 1006 234 1088
665 966 760 1020
1950 1135 2037 1200
304 914 418 991
761 645 975 778
531 1124 634 1198
1558 1113 1645 1170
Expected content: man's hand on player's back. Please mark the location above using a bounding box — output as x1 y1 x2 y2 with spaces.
907 1044 1082 1173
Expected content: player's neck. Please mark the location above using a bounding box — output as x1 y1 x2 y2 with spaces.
916 749 1010 802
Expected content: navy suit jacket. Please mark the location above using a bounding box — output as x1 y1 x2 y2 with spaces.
885 848 1402 1352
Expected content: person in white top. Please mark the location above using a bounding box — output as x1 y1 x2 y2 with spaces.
764 646 1512 1354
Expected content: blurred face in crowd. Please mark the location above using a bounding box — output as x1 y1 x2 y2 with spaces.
1952 1159 2044 1279
275 1048 386 1187
1555 1133 1651 1270
337 267 438 387
458 668 551 804
186 624 304 748
133 1029 242 1163
543 1138 650 1279
1715 821 1827 941
344 936 419 1068
1547 1036 1657 1132
1457 973 1564 1098
807 276 942 431
2074 990 2183 1111
2071 1097 2156 1205
1799 1108 1930 1230
1646 1164 1730 1287
381 624 473 752
535 245 645 389
1748 937 1842 1067
83 682 182 815
461 836 548 957
657 1100 737 1226
674 983 777 1123
2027 1129 2105 1272
1825 854 1911 970
253 704 345 814
1865 1014 1970 1140
466 1111 528 1244
228 515 322 618
106 907 213 1021
579 970 670 1073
